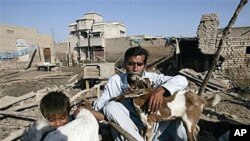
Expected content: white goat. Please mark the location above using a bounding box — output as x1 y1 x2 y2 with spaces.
22 108 99 141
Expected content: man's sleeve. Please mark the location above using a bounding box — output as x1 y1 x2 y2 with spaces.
147 73 188 95
160 75 188 95
93 75 123 111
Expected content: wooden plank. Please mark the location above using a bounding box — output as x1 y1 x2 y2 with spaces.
181 69 230 88
0 102 38 119
0 79 31 85
1 72 74 85
107 121 137 141
67 74 78 83
0 110 38 120
70 81 107 103
0 92 36 110
70 89 92 104
13 102 38 111
25 49 37 70
179 69 228 90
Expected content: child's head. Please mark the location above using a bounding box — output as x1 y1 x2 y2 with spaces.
40 91 71 128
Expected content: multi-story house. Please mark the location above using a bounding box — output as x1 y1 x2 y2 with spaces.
68 11 126 62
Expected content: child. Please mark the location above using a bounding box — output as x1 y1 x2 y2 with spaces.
40 91 71 129
21 91 99 141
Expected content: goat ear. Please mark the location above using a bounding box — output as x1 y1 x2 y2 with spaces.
143 78 153 88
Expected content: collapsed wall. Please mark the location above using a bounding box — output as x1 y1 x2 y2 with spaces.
197 13 250 87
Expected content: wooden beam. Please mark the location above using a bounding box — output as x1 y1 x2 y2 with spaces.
13 102 38 111
0 92 36 110
107 121 137 141
179 69 227 91
0 110 38 121
25 49 37 70
70 81 107 103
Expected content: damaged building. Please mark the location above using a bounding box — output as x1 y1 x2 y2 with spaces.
165 13 250 87
197 13 249 87
66 12 249 87
1 12 249 87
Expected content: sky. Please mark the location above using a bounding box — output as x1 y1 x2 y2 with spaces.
1 0 249 42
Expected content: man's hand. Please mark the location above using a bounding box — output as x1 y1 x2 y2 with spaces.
148 87 165 113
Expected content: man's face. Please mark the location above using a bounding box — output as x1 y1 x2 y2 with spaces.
47 113 69 129
125 55 146 81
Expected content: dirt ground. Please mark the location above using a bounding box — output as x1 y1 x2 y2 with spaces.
0 66 249 141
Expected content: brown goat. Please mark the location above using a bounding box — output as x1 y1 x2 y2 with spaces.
114 78 220 141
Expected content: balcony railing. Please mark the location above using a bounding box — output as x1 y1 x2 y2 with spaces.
78 37 105 47
77 25 92 30
69 26 76 32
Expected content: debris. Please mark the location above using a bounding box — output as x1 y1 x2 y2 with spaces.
0 92 36 110
2 128 25 141
179 68 231 91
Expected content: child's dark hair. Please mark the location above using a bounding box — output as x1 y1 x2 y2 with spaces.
40 91 70 118
124 46 149 65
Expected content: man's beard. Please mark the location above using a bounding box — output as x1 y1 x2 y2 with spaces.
127 71 143 81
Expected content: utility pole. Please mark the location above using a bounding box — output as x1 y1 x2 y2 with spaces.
51 28 56 64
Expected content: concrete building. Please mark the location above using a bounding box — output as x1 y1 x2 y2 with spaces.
0 24 54 68
68 11 126 62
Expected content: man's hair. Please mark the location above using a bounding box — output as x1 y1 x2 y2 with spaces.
40 91 70 118
124 46 149 65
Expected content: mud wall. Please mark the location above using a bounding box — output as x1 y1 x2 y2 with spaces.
219 36 250 87
105 37 172 67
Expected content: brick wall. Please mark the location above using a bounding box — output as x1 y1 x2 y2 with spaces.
197 14 250 87
197 13 219 54
219 36 250 87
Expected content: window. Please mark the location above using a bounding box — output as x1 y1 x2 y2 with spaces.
81 32 88 38
6 30 14 34
246 46 250 54
120 31 125 36
92 33 100 37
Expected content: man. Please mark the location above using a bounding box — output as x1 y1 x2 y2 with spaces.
94 46 188 141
